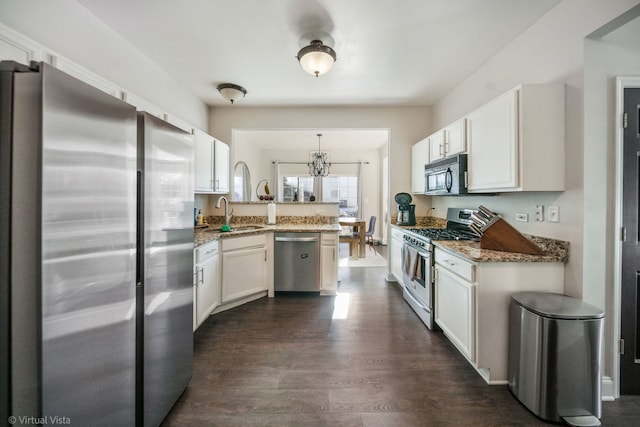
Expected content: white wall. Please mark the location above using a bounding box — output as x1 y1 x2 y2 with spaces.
583 10 640 396
430 0 640 397
208 106 433 235
0 0 208 130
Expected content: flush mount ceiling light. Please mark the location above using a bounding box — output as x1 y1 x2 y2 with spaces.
216 83 247 104
296 39 337 77
308 133 331 177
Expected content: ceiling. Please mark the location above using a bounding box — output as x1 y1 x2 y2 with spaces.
77 0 560 108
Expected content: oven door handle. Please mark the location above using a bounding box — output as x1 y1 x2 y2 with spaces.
417 251 431 258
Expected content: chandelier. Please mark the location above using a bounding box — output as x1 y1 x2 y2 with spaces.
308 133 331 176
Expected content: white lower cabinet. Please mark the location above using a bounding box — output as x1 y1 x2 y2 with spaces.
193 240 220 331
320 232 338 294
434 246 564 384
220 234 268 303
435 253 476 362
389 227 405 283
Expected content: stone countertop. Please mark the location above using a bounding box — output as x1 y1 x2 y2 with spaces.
433 236 569 263
390 224 569 264
195 223 341 248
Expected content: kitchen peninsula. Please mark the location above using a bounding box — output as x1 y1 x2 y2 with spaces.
192 202 342 331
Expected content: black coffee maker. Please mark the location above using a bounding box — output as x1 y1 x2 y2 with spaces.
395 192 416 226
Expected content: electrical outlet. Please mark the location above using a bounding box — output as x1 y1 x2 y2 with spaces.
535 205 544 222
548 206 559 222
515 213 528 222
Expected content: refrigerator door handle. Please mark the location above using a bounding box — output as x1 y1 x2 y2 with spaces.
136 170 144 285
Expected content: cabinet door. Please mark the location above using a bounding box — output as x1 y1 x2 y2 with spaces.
429 129 446 162
195 254 219 328
221 246 267 302
444 118 466 156
467 90 518 191
411 138 429 194
389 230 404 283
213 139 230 193
194 129 214 192
435 265 476 362
321 244 337 292
321 233 338 293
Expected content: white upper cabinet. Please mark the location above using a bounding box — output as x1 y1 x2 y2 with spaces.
214 139 230 193
466 91 518 191
194 129 230 194
428 118 466 162
428 129 446 162
444 118 466 157
194 129 215 193
466 84 564 192
411 136 429 194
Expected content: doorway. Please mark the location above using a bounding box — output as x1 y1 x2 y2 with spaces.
620 87 640 394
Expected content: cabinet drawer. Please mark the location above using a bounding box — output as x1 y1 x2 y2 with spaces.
322 232 338 245
196 240 218 263
221 233 266 251
435 249 475 282
390 227 406 240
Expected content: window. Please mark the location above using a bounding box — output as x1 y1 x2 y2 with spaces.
282 176 314 202
322 176 358 217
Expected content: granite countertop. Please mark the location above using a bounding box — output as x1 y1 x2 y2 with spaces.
195 223 341 247
434 236 569 263
390 223 569 264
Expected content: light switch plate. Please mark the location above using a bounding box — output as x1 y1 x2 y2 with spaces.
548 206 559 222
515 213 528 222
535 205 544 221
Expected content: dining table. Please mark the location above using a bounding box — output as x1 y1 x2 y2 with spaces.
339 217 367 259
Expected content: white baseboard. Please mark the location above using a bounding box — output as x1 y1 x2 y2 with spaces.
601 376 616 401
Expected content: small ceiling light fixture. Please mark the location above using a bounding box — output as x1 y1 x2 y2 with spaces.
297 39 337 77
308 133 331 177
217 83 247 104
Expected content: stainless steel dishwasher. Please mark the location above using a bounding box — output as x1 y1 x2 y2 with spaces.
274 232 320 293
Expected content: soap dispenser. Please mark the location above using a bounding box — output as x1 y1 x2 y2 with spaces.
196 209 204 226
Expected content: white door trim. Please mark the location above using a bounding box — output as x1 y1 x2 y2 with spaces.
613 76 640 399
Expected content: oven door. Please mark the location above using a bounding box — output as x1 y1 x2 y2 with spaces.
402 242 435 329
401 242 432 307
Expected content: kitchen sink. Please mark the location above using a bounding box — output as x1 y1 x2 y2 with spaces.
229 225 264 231
201 224 265 233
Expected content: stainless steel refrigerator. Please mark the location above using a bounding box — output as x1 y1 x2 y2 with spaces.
0 61 193 426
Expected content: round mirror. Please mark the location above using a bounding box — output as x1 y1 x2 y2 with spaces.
233 161 251 201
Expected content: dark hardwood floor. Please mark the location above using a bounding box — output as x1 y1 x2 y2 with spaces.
162 252 640 426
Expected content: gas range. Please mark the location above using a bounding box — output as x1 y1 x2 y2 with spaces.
402 208 479 250
401 208 479 331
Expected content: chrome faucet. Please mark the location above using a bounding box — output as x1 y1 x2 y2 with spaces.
215 196 233 227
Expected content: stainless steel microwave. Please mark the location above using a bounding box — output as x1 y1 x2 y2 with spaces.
424 154 468 195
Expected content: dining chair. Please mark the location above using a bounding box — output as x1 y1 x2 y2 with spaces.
354 216 376 246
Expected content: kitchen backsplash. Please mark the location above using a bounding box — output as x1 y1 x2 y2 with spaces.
205 215 338 226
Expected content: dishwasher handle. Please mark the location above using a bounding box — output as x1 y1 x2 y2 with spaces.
275 236 319 242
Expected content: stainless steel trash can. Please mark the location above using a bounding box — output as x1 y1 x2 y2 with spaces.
508 292 604 427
